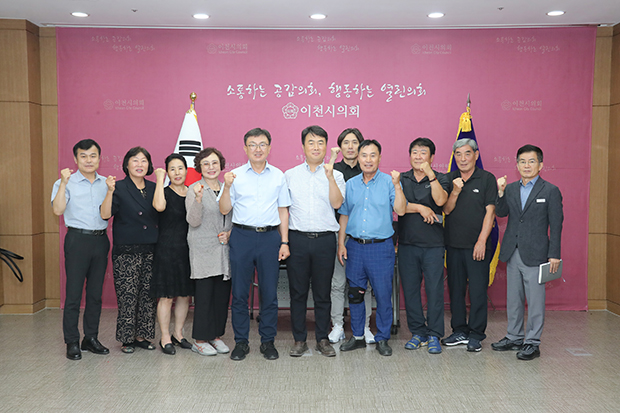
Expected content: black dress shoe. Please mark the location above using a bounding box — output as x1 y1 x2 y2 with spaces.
160 341 176 355
340 336 366 352
230 341 250 361
66 342 82 360
376 340 392 356
81 337 110 355
171 335 192 349
260 341 279 360
491 337 523 352
517 344 540 361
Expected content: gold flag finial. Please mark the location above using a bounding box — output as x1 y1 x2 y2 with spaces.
187 92 197 114
459 93 472 132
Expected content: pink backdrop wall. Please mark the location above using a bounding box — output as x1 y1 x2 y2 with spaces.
56 27 595 310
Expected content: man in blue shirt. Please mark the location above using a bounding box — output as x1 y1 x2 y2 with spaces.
219 128 291 361
491 144 563 360
285 125 345 357
51 139 110 360
337 139 406 356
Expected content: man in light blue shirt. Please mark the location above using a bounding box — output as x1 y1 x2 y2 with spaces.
285 125 345 358
337 139 406 356
219 128 291 361
51 139 110 360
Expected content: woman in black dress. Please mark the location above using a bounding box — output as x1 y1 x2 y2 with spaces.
100 146 158 353
151 154 193 355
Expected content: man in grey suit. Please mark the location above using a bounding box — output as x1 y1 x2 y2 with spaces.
491 144 563 361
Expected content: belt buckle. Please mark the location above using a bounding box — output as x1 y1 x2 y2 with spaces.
308 232 319 239
256 226 267 233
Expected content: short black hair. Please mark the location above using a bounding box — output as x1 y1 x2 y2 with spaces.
409 137 436 156
301 125 328 144
244 128 272 145
359 139 382 154
337 128 364 147
122 146 154 176
73 139 101 157
194 147 226 173
517 144 543 163
165 153 187 170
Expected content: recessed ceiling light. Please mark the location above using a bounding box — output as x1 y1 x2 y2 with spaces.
428 12 445 19
193 13 210 19
71 12 89 18
547 10 565 17
310 14 327 20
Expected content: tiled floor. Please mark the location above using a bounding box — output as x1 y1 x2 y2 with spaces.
1 308 619 412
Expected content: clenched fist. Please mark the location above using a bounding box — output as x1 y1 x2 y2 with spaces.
497 175 507 197
154 168 167 181
60 168 73 185
452 177 464 194
224 172 236 187
391 170 401 186
106 175 116 192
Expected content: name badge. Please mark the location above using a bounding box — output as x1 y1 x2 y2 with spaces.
536 198 546 203
473 189 479 193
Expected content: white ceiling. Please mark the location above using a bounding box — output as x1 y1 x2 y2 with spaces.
1 0 619 29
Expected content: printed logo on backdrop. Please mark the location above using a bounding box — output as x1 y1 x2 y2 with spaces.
104 99 145 110
296 35 359 54
207 43 248 54
496 37 560 54
501 99 542 111
411 44 452 55
226 81 427 120
91 35 154 53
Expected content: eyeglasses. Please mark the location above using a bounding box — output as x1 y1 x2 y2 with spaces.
246 143 269 151
518 159 539 165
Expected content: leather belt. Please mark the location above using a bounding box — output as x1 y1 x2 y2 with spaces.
68 227 106 236
350 237 388 245
291 230 334 239
233 223 278 233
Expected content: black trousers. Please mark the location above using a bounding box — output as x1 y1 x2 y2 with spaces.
286 231 336 342
192 275 231 341
63 230 110 344
446 246 490 341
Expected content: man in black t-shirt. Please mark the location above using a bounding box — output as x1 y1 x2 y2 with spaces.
398 138 449 354
442 138 497 352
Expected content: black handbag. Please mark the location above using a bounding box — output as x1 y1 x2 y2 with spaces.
0 248 24 282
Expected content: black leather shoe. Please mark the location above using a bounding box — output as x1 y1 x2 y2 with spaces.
230 341 250 361
517 344 540 361
66 342 82 360
376 340 392 356
160 341 176 355
171 335 192 349
81 337 110 355
491 337 523 352
340 336 366 352
260 341 279 360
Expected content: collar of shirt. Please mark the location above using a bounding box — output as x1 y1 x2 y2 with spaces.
241 160 273 175
519 175 539 188
402 169 431 183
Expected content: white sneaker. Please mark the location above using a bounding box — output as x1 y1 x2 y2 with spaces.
209 339 230 354
328 324 345 343
191 341 217 356
364 327 376 344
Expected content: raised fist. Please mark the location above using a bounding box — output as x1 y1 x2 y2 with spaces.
224 172 236 187
106 175 116 192
154 168 167 181
452 177 464 194
60 168 73 184
390 170 401 186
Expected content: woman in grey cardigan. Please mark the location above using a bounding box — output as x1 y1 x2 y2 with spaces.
186 147 232 356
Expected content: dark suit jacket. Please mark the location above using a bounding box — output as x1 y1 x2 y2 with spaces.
496 177 563 267
111 177 158 245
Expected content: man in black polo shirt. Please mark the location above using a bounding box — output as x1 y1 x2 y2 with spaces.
398 138 449 354
443 138 497 352
327 128 375 345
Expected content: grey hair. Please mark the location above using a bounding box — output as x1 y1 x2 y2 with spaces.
452 138 478 152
